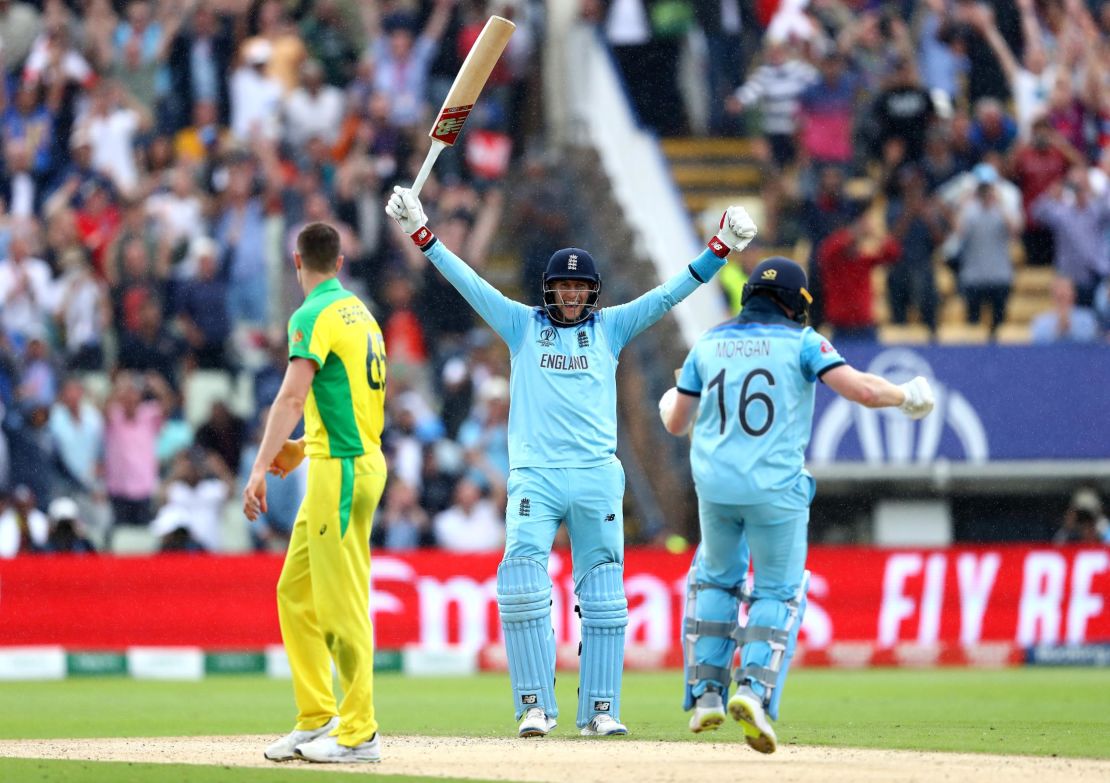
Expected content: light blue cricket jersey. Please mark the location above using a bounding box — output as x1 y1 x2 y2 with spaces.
425 241 724 469
677 299 846 504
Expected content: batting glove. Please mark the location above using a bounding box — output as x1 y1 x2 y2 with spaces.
708 206 758 257
386 186 433 246
897 376 935 420
658 387 691 435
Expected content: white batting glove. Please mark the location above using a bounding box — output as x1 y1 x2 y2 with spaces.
385 185 430 240
717 206 758 252
658 387 691 435
897 376 935 420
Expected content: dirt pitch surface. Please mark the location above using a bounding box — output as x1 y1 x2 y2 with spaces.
3 735 1110 782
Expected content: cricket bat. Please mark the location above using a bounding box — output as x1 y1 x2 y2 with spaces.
410 15 515 197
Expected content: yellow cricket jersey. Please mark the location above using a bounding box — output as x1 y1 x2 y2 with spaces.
288 278 386 459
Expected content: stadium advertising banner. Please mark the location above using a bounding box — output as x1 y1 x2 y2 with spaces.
1 547 1106 660
808 344 1110 462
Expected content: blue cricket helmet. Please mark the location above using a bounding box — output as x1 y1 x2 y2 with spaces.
741 256 813 324
542 247 601 326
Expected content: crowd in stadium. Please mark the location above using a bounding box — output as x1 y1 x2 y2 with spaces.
0 0 1106 557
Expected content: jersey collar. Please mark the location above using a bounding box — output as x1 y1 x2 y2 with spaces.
737 298 802 329
305 276 343 303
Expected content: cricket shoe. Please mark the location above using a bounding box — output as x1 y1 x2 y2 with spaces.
295 732 381 763
580 714 629 736
728 686 777 754
688 689 726 733
264 716 339 761
518 707 557 738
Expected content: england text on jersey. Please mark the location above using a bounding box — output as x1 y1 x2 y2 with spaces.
539 353 590 371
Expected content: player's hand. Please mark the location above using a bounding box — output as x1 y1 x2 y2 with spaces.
716 206 758 253
243 470 268 522
385 185 428 235
897 376 935 420
268 438 305 478
658 387 691 435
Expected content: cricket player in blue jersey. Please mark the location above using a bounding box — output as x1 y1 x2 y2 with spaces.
387 185 758 738
659 256 934 753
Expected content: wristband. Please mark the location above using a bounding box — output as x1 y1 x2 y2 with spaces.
411 226 435 248
707 235 730 258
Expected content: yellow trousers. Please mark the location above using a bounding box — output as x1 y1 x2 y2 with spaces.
276 451 386 746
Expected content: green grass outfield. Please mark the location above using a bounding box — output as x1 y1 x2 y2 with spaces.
3 668 1109 782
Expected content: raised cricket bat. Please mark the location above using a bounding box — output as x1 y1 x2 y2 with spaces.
410 15 515 197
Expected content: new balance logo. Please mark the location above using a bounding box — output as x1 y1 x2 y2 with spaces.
604 514 616 522
593 700 611 712
567 254 578 270
577 331 589 348
519 498 531 517
522 694 538 705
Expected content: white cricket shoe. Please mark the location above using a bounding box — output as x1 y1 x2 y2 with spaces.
518 707 557 738
264 716 339 762
728 686 777 754
580 714 629 736
295 732 381 763
688 690 726 733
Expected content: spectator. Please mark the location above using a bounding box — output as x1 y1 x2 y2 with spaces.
0 229 54 345
146 166 206 253
75 80 153 199
433 477 504 552
967 0 1055 140
40 495 96 553
0 0 42 74
16 330 58 410
799 166 859 329
871 54 935 164
193 401 245 477
886 167 944 334
372 479 434 550
726 37 816 173
457 375 510 493
175 236 230 370
165 2 234 131
253 0 308 93
0 485 48 557
229 38 283 141
1012 118 1084 267
283 58 345 148
149 448 234 553
364 0 454 129
111 0 172 112
953 165 1020 334
817 207 900 341
1031 167 1110 307
48 375 108 544
797 49 860 174
2 83 55 179
103 371 171 540
1030 276 1101 343
214 157 269 326
1053 488 1110 545
967 97 1018 160
5 407 56 512
1 139 48 221
299 0 356 87
117 295 182 384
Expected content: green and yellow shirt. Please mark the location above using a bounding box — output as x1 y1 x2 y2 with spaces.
288 278 386 458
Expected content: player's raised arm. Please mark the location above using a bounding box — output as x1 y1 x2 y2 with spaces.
603 206 758 351
386 186 530 351
821 365 934 418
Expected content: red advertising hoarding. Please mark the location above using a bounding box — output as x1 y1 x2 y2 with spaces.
0 546 1106 652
